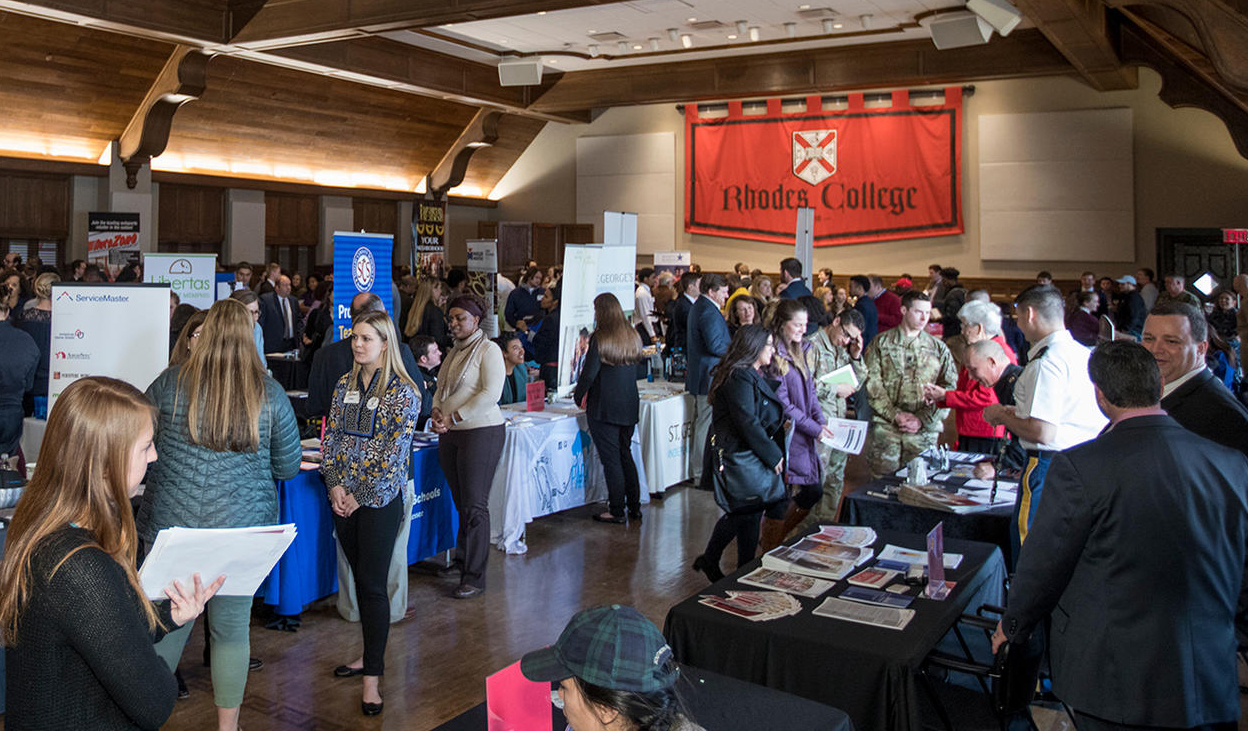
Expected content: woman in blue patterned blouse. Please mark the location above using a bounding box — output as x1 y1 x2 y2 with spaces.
321 309 420 717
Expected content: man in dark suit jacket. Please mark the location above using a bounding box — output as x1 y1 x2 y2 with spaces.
663 271 700 359
1143 302 1248 458
686 273 731 484
306 293 421 422
994 341 1248 730
258 275 302 354
777 257 812 299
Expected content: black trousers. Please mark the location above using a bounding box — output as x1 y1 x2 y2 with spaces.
703 510 763 569
333 495 404 676
587 418 640 517
957 435 1002 455
438 424 506 589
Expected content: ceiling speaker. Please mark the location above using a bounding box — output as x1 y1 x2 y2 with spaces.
966 0 1023 36
929 11 993 49
498 58 543 87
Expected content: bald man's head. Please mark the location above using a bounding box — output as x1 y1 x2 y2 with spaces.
350 292 384 318
963 338 1010 387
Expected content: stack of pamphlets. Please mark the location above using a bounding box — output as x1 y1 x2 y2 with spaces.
736 567 835 598
813 596 916 630
808 525 877 547
761 538 875 581
878 544 964 569
898 482 996 514
839 585 914 609
698 591 803 621
845 565 903 589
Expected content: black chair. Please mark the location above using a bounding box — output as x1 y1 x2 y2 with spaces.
919 603 1057 731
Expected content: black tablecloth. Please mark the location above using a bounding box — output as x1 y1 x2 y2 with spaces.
663 529 1005 731
844 481 1013 565
429 664 854 731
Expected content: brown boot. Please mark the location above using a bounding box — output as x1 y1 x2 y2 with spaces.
780 502 810 541
758 517 788 553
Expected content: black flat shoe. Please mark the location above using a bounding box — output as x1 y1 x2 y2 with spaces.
592 512 626 524
334 665 365 678
692 555 725 583
451 584 484 600
649 491 664 501
362 700 384 716
628 510 643 522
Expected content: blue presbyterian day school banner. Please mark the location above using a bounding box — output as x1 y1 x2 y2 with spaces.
332 231 393 342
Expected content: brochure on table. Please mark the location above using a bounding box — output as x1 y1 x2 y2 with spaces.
144 252 217 309
332 231 393 342
47 283 170 415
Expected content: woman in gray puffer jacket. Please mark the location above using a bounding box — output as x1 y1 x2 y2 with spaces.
138 298 300 731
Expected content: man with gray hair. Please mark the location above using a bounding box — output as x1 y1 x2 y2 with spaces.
983 285 1105 561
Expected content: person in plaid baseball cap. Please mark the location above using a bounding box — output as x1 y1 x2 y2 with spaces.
521 604 701 731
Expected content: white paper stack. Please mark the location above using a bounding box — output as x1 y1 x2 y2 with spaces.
139 524 297 600
813 596 915 630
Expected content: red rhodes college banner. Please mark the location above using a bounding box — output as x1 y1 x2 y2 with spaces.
685 88 963 246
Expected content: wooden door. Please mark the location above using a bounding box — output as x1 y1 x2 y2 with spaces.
1157 228 1246 299
496 222 531 276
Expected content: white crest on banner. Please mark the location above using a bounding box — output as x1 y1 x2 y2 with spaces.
792 129 837 185
352 246 376 292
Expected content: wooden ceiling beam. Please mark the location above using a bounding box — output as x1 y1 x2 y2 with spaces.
0 0 227 43
227 0 631 49
1104 0 1248 94
269 37 589 124
1009 0 1136 90
117 46 212 188
527 29 1077 113
426 108 501 199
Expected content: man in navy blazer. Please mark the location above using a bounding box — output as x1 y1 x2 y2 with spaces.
258 274 302 353
686 272 731 484
777 257 812 299
994 341 1248 730
663 271 700 359
1143 301 1248 458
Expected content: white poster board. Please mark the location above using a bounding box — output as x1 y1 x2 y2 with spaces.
48 283 171 415
555 242 637 396
603 210 638 248
466 239 499 338
143 253 217 309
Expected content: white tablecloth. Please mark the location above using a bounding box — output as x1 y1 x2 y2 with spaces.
489 406 649 554
20 417 45 464
637 382 694 493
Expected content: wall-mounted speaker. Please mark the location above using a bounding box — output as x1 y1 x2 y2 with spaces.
966 0 1023 36
498 58 543 87
929 11 993 49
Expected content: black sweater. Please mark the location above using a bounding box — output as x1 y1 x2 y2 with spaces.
4 527 178 730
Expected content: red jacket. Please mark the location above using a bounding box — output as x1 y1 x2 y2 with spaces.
875 290 903 331
940 335 1017 438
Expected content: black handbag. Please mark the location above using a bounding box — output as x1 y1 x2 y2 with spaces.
709 434 787 513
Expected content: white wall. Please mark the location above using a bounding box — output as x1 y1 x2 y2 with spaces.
319 196 354 265
226 188 265 265
490 69 1248 279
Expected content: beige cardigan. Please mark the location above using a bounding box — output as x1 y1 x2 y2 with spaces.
432 329 505 430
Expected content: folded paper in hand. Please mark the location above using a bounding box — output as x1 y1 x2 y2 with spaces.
819 418 869 455
138 524 297 600
817 364 859 389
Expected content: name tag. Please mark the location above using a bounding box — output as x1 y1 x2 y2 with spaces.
344 391 361 404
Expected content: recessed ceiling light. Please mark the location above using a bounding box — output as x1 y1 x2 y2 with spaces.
633 44 642 50
548 58 557 63
799 4 811 8
587 29 597 34
727 34 737 39
687 17 697 22
537 10 546 15
833 22 843 28
445 23 454 28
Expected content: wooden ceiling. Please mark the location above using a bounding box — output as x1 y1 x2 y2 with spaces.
0 0 1247 199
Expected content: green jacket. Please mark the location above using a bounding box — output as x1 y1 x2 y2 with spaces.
138 365 301 542
864 327 957 432
808 328 865 422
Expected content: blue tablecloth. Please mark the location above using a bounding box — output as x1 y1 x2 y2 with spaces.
261 446 457 615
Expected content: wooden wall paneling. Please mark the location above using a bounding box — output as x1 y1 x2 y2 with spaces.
158 183 224 246
531 223 560 267
265 192 319 246
477 221 499 240
496 222 531 275
352 198 398 235
0 172 70 239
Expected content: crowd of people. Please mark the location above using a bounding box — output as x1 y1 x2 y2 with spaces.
0 248 1245 731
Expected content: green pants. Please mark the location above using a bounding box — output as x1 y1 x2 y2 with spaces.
154 594 252 708
867 422 939 479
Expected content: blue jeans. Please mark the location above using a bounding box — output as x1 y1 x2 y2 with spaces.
1010 453 1051 568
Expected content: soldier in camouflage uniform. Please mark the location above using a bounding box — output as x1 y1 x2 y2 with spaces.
864 291 958 478
805 309 867 527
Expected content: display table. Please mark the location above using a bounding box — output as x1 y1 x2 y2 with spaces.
637 381 695 493
490 405 650 554
663 529 1005 731
429 664 854 731
260 445 458 615
19 416 45 463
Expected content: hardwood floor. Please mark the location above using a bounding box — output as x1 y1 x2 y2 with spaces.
164 483 743 731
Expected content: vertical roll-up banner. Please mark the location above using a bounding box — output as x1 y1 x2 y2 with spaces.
653 251 691 280
413 199 447 280
555 240 637 396
466 239 499 337
48 283 170 415
143 253 217 309
685 88 963 245
332 232 393 342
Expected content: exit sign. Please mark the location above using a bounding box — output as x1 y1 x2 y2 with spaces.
1223 228 1248 243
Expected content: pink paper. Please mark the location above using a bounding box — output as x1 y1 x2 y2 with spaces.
486 660 552 731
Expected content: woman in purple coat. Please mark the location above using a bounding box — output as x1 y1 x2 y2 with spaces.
761 298 836 551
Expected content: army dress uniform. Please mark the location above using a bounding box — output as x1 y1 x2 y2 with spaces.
864 328 957 478
805 328 866 526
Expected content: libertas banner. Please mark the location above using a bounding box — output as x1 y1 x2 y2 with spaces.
685 88 963 246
